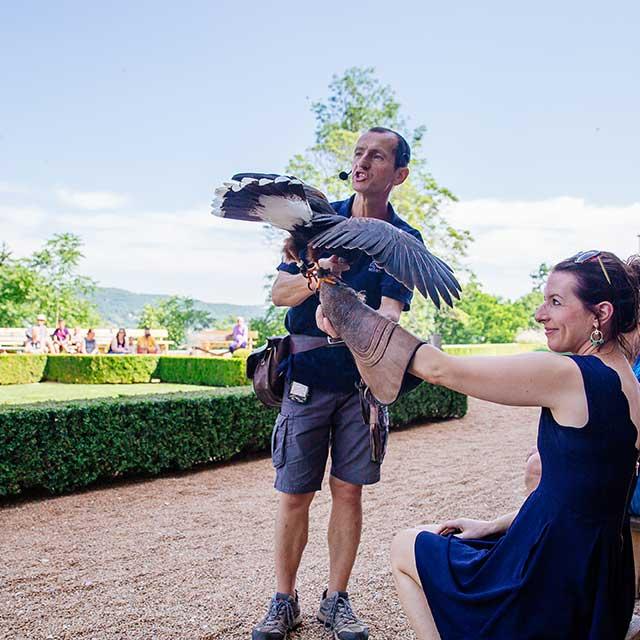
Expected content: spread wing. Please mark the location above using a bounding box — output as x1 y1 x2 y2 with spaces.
309 218 461 308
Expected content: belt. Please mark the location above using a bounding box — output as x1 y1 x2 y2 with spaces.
289 334 345 354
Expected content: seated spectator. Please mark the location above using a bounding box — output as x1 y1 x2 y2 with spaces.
52 319 72 353
108 328 129 354
26 314 54 353
69 327 85 354
24 327 46 353
84 329 98 355
227 316 248 354
628 347 640 517
136 327 159 354
128 336 137 354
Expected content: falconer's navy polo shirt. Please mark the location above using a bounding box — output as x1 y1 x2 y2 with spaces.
276 194 423 393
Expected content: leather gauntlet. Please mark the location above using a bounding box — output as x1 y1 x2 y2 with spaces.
319 281 424 405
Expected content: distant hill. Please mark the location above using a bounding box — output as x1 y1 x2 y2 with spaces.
85 287 266 327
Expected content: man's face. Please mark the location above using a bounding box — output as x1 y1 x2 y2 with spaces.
350 131 407 196
145 329 151 337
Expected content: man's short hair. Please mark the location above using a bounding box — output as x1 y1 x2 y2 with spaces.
368 127 411 169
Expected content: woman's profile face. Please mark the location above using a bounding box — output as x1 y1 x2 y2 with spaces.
535 270 595 353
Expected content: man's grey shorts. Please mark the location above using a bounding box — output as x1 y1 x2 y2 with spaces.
271 380 388 494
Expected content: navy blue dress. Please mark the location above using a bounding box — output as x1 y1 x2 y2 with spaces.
415 356 638 639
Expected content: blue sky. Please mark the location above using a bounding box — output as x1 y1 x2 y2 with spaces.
1 1 639 305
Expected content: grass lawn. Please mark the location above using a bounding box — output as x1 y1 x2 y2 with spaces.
0 382 251 405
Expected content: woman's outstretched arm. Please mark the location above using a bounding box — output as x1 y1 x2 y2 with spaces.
409 346 583 409
316 302 584 413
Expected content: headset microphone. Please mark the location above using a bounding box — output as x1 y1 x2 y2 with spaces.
338 170 352 181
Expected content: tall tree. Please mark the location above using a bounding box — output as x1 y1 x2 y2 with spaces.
28 233 100 325
0 234 100 327
530 262 551 293
434 279 531 344
0 244 38 326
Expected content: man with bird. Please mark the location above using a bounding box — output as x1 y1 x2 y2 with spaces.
212 127 459 640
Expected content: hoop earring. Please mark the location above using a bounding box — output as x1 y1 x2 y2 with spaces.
590 329 604 348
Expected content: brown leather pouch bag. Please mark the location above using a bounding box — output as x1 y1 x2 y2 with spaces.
246 336 290 408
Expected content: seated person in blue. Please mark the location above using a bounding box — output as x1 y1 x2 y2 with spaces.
318 251 640 639
252 127 423 640
628 348 640 516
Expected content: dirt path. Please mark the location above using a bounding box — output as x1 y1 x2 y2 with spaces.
1 399 543 639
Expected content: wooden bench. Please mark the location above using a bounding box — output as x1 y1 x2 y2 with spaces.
195 329 258 353
0 328 28 353
0 327 171 354
93 328 170 354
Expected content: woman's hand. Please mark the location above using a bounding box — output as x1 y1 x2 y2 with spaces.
434 518 497 540
315 304 340 339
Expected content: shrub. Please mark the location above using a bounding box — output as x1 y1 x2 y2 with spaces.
44 355 160 384
0 388 275 495
390 382 467 426
0 382 465 496
155 356 247 387
0 354 47 385
443 343 546 357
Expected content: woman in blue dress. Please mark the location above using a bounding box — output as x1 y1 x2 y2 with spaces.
317 251 640 639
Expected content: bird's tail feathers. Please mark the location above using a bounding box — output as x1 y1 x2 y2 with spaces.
211 175 314 230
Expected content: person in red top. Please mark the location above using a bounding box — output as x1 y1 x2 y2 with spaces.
52 319 72 353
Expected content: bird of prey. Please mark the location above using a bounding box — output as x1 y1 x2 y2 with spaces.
211 172 461 308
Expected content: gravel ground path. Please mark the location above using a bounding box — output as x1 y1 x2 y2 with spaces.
0 399 552 639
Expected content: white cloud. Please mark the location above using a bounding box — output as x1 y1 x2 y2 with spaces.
55 188 130 210
0 182 29 195
445 197 640 299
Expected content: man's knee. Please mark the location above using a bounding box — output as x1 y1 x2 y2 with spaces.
329 476 363 506
279 490 315 512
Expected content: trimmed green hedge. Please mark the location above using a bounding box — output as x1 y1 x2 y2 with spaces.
155 356 247 386
0 354 47 385
443 343 546 356
0 382 465 496
389 381 467 427
0 388 274 495
0 354 248 386
44 355 160 384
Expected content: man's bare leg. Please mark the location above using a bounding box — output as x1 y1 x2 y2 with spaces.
327 475 363 593
391 527 441 640
275 490 315 594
